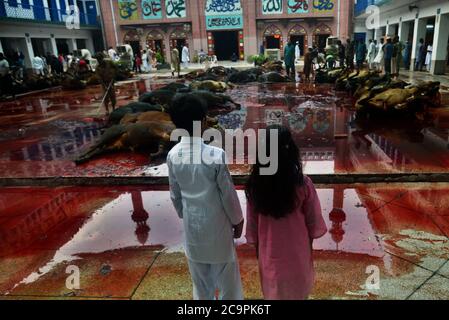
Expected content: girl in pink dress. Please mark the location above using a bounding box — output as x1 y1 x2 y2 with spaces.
245 125 327 300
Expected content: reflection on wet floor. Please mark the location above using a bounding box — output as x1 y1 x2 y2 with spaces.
0 79 449 177
1 184 448 299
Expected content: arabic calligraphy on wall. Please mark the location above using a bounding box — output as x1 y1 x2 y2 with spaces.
287 0 308 13
205 0 243 30
312 0 334 12
206 0 242 14
166 0 186 18
262 0 283 15
142 0 162 19
207 16 243 29
286 0 334 14
118 0 138 20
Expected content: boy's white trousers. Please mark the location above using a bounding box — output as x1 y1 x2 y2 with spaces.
187 259 243 300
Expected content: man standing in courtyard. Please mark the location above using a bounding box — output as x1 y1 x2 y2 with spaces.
416 38 425 71
0 52 13 99
32 55 45 75
295 41 301 63
367 39 376 70
338 40 345 68
284 39 296 79
384 37 394 76
171 47 180 77
392 36 403 77
182 44 190 69
403 39 412 70
356 39 367 71
346 39 355 69
303 47 314 82
95 52 118 115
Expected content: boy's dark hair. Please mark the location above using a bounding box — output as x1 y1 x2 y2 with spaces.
169 93 208 135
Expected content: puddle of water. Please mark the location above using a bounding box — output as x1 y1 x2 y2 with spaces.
0 187 382 256
0 185 388 287
1 184 448 295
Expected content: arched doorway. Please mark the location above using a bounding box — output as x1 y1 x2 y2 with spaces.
313 24 332 51
170 28 189 61
146 30 165 58
123 29 141 56
288 25 307 57
205 0 244 60
264 24 283 51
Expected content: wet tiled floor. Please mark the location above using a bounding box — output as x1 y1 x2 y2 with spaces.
0 183 448 300
1 74 449 300
1 78 449 178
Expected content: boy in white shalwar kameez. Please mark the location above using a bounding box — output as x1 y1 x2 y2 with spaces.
167 94 244 300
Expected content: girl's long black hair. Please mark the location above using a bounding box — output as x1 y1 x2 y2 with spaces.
245 125 304 219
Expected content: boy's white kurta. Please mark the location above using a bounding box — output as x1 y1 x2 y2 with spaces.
167 136 243 264
167 136 244 299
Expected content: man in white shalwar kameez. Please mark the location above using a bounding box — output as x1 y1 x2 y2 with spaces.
367 39 377 70
181 45 190 69
295 42 301 63
141 50 149 73
32 55 45 75
167 94 244 300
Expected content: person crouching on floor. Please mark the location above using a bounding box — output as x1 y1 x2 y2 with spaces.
167 93 245 300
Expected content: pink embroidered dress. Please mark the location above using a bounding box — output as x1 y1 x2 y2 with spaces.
246 176 327 300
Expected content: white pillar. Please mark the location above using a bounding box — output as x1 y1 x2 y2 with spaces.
50 35 58 55
431 13 449 75
374 28 381 42
68 38 77 53
86 37 94 53
385 24 391 38
25 35 35 60
411 18 426 71
0 39 3 53
308 34 314 48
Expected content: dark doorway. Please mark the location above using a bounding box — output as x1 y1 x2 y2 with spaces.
425 17 436 45
173 39 186 61
31 38 48 57
354 32 366 44
265 36 280 49
154 39 163 53
212 31 239 61
290 35 305 56
56 39 69 55
92 30 104 52
128 41 141 57
76 39 86 49
316 34 330 50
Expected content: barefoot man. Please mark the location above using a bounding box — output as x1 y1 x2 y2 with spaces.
95 52 118 115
